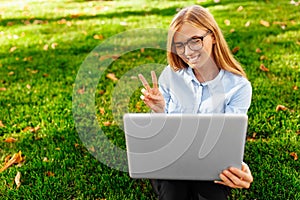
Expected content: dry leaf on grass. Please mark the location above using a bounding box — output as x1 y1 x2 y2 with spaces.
0 120 5 127
224 19 230 26
259 64 269 72
260 20 270 27
0 151 25 173
15 171 21 189
10 46 17 53
290 152 298 161
4 137 17 143
22 126 40 133
103 121 112 126
232 46 240 54
237 6 244 12
293 85 298 90
45 171 55 177
276 105 288 111
99 108 105 115
43 44 49 51
93 34 104 40
245 21 251 27
255 48 262 53
106 73 118 81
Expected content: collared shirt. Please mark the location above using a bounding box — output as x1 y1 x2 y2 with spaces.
158 66 252 114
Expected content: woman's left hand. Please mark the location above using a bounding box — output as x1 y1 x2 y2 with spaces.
215 162 253 189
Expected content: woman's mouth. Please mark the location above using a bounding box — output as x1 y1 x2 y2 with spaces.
187 54 200 64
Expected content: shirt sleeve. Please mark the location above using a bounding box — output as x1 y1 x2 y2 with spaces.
158 67 171 113
225 80 252 114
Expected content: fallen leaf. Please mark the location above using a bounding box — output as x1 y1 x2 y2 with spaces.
99 54 120 61
15 171 21 189
4 155 11 164
237 6 244 12
70 13 82 18
89 146 95 152
23 56 33 62
0 151 25 173
224 19 230 26
77 87 85 94
140 48 145 53
45 171 55 177
273 21 287 30
103 121 111 126
22 126 40 133
74 143 79 148
260 55 267 60
232 46 240 54
8 71 14 76
245 21 251 27
230 29 235 33
260 20 270 27
0 88 6 91
106 73 118 81
99 90 105 95
9 46 17 53
259 64 269 72
66 21 72 27
4 137 17 143
99 108 105 115
255 48 262 53
276 105 287 111
57 19 67 24
7 22 14 26
31 70 39 74
0 121 5 127
293 85 298 90
93 34 103 40
43 44 49 51
51 43 58 49
290 152 298 160
43 157 49 162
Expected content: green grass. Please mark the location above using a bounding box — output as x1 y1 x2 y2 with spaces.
0 0 299 199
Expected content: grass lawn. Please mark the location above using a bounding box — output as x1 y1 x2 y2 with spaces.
0 0 299 199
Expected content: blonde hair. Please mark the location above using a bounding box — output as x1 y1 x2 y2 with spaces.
167 5 247 78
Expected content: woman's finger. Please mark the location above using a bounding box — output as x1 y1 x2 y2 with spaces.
229 166 253 183
151 71 158 90
138 73 151 91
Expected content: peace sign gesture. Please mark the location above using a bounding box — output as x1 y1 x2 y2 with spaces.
138 71 165 113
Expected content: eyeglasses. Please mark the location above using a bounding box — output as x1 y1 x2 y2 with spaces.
173 30 212 55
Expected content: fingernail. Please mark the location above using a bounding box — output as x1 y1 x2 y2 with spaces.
140 95 144 100
141 88 146 93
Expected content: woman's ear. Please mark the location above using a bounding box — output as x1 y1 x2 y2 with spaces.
211 34 216 44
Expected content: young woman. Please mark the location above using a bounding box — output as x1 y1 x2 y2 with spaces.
138 5 253 200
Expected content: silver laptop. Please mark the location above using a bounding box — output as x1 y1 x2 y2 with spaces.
123 113 248 180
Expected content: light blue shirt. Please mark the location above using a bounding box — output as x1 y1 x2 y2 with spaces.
158 66 252 114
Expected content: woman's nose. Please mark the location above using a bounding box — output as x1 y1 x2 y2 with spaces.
184 45 194 56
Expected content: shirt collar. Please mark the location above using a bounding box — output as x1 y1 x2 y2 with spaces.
183 66 225 87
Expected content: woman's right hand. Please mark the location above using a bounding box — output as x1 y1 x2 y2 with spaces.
138 71 165 113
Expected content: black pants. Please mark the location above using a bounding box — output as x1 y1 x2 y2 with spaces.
150 179 231 200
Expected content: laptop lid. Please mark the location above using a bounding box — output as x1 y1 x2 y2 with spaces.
123 113 248 180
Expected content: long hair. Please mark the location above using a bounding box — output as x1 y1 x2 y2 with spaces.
167 5 247 78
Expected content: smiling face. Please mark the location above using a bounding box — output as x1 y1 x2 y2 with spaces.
173 23 216 70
